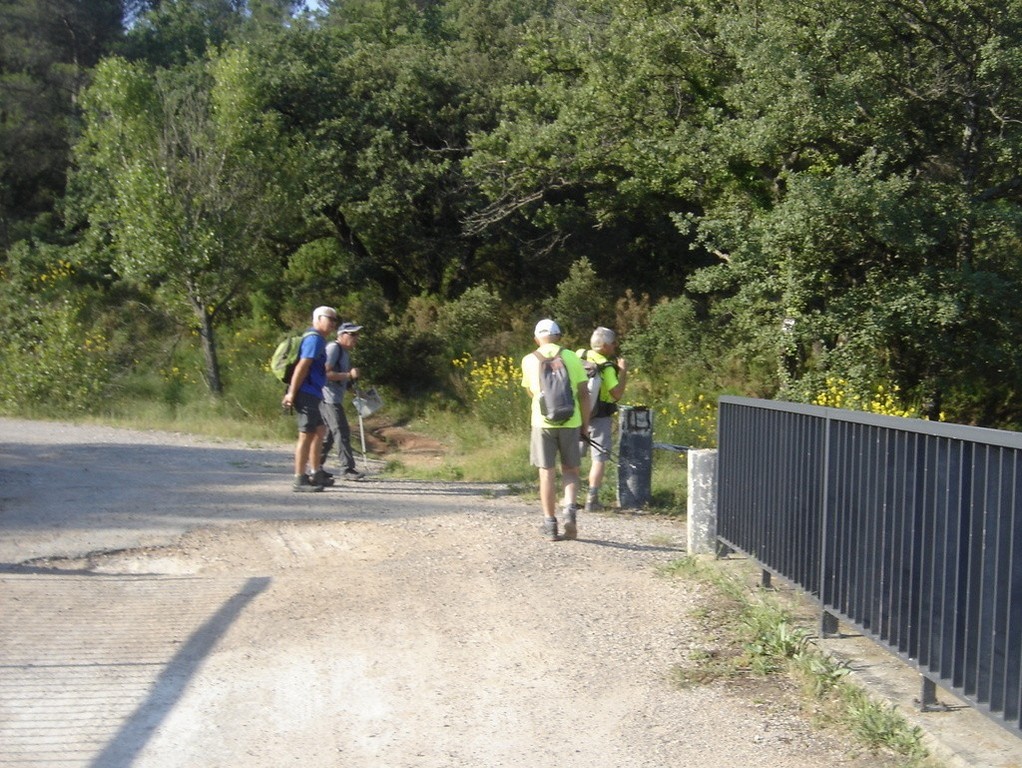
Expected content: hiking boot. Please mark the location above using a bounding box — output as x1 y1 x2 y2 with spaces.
342 469 366 481
310 469 334 487
293 474 324 493
542 517 559 542
584 494 601 513
562 504 578 540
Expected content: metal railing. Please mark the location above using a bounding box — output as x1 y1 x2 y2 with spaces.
717 396 1022 736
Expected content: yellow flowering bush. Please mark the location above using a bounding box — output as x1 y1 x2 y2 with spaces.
32 259 75 288
0 297 113 413
656 392 718 449
452 354 529 433
812 377 927 419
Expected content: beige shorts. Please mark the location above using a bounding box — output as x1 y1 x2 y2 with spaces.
530 427 582 469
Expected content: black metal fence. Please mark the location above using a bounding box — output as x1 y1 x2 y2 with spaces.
717 396 1022 736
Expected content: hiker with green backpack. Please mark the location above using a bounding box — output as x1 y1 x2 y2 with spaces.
577 327 628 512
280 306 339 492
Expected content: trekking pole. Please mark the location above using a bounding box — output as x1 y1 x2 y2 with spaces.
352 386 369 473
357 404 368 472
351 385 384 474
582 432 619 465
584 431 651 473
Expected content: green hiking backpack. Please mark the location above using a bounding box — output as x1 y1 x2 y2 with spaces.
269 330 318 384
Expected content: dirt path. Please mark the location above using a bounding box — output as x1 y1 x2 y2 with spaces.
0 418 938 766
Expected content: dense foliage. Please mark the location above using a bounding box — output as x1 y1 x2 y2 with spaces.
3 0 1022 433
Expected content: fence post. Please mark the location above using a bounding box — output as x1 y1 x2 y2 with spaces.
618 405 653 508
687 449 718 554
919 676 948 712
820 610 839 638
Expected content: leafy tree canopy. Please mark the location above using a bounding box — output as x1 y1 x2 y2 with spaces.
71 49 303 392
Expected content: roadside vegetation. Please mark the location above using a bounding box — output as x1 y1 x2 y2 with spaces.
661 556 939 767
5 0 1022 440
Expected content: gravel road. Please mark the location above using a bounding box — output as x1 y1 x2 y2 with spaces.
0 417 1004 767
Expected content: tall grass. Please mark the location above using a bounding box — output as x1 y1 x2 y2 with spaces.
35 347 696 510
73 367 295 443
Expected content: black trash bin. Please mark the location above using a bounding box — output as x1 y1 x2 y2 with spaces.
617 405 653 508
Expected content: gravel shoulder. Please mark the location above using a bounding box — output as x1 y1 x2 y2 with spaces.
0 417 1012 767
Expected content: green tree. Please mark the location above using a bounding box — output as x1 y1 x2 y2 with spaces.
248 17 487 304
246 0 560 309
0 0 124 247
690 0 1022 421
71 51 300 394
463 0 719 298
121 0 303 67
121 0 242 66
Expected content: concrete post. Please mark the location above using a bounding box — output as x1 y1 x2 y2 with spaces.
687 449 718 554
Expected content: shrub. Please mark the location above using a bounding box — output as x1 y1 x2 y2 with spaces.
0 285 113 415
437 285 505 358
654 392 718 449
808 376 930 419
550 257 610 346
0 303 112 414
452 353 529 433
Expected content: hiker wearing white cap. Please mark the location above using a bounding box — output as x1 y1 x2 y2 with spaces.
520 318 591 541
283 306 338 492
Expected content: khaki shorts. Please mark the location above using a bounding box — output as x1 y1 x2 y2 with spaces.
586 416 613 461
530 427 582 469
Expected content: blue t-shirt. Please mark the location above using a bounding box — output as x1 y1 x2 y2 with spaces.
298 329 327 398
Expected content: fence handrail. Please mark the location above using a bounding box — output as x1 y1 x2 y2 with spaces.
720 394 1022 447
717 396 1022 737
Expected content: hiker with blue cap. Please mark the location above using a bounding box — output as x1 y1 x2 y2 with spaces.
321 321 366 481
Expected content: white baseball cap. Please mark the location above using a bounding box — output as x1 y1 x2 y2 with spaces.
534 319 561 337
313 306 338 322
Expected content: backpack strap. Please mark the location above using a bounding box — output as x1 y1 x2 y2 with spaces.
532 347 562 396
295 330 319 362
579 348 612 369
533 346 562 362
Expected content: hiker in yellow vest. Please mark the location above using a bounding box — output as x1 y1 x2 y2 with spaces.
577 327 628 512
520 319 590 541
